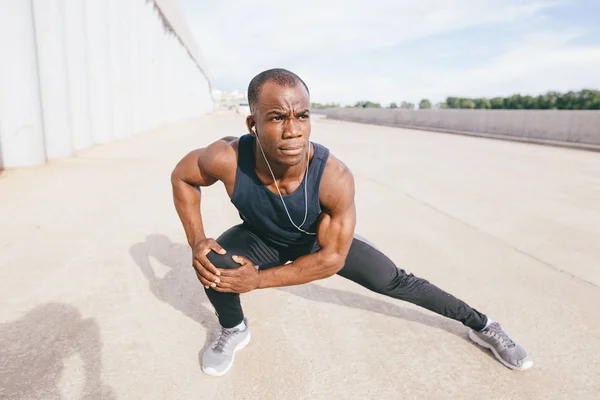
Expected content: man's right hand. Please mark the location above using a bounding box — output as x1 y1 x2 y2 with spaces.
191 238 227 289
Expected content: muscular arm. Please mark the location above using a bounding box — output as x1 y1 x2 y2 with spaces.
256 157 356 288
170 137 236 246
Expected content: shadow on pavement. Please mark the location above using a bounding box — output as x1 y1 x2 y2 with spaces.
277 283 470 338
130 235 500 368
0 303 115 400
277 283 500 363
129 235 220 357
129 235 492 352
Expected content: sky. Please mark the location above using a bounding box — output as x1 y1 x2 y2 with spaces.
179 0 600 106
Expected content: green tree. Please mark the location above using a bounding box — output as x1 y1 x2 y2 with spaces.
419 99 432 109
310 102 340 109
346 89 600 111
536 95 548 109
446 97 460 108
590 90 600 109
474 98 491 109
536 91 559 109
459 98 475 109
578 89 600 109
557 91 577 109
504 95 524 109
490 97 504 109
354 101 381 108
547 91 559 109
522 95 536 109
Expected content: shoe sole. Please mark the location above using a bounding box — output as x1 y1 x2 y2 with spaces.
202 331 251 377
468 330 533 371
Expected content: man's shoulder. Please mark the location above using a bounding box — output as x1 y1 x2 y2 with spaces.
209 135 240 151
321 151 352 181
318 151 355 208
199 135 241 175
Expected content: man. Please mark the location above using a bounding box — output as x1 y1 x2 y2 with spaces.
170 68 533 377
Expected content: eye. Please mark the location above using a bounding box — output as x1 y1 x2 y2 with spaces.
298 113 309 119
271 115 283 121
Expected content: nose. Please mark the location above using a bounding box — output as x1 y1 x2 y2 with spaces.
283 117 302 139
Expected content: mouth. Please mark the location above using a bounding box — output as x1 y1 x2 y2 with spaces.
279 145 304 156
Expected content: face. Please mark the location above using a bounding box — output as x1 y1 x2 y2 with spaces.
246 81 311 166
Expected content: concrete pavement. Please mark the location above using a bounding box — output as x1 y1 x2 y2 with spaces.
1 112 599 399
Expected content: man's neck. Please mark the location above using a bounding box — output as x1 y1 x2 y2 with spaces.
253 145 310 184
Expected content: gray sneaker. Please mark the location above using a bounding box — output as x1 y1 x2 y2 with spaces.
201 319 251 377
468 322 533 371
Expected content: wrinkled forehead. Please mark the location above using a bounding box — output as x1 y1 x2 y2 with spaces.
257 81 310 112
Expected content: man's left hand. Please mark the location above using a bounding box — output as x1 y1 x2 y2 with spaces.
214 255 260 293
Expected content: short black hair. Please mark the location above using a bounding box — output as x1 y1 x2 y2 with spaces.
247 68 310 112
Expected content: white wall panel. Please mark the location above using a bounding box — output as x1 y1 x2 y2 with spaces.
0 0 46 168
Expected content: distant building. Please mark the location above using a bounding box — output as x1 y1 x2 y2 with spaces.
213 90 249 114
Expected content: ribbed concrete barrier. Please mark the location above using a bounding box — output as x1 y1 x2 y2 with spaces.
324 108 600 150
0 0 213 170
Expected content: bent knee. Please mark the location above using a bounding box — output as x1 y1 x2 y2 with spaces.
206 251 242 269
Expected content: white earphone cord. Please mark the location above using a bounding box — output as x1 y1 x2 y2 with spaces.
255 134 316 236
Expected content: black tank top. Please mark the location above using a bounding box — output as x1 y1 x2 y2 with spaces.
230 134 330 249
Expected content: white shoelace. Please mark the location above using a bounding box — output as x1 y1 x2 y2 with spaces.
213 328 235 353
485 322 515 348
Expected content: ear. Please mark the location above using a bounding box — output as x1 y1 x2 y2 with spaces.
246 115 257 136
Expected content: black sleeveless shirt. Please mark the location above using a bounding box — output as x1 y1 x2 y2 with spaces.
230 134 330 249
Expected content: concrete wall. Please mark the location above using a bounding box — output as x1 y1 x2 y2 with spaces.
0 0 213 169
324 108 600 149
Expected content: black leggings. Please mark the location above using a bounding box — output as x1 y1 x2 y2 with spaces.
204 224 487 331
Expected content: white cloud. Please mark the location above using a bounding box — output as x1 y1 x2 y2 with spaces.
412 30 600 102
181 0 600 105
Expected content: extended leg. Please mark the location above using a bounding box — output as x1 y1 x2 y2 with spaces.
336 236 532 370
337 236 488 330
